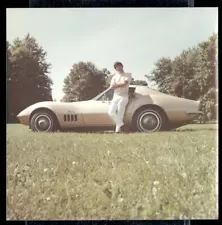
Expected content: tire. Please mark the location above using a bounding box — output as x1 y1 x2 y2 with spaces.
30 110 57 132
133 108 166 133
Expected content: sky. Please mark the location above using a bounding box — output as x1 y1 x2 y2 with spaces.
7 8 218 101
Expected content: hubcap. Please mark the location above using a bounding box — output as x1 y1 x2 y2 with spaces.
34 115 52 132
38 119 49 129
138 112 161 132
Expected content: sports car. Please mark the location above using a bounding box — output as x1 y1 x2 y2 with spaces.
17 85 203 133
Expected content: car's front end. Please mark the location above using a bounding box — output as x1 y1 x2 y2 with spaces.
17 106 34 126
17 102 56 127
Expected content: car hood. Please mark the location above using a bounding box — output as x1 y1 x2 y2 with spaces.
17 100 92 117
31 100 91 107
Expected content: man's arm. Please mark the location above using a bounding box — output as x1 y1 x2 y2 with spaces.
117 73 132 87
110 76 120 89
116 80 128 88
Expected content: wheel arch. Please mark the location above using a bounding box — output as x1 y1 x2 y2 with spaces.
131 104 169 130
29 107 60 129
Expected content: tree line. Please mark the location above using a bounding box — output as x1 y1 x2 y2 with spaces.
6 33 217 123
7 34 53 123
147 33 217 122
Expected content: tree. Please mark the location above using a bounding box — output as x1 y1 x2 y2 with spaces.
102 68 112 88
146 57 173 94
6 41 12 122
7 34 53 123
62 62 108 102
194 34 217 121
147 33 217 122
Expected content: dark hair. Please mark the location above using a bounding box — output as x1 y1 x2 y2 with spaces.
114 61 123 69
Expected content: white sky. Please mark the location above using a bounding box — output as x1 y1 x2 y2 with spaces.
7 8 218 101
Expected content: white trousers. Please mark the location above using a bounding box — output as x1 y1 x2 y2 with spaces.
108 94 129 131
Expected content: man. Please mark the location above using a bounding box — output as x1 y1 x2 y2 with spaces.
108 62 132 133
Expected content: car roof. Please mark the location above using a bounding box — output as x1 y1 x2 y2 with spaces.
129 85 145 88
130 85 168 96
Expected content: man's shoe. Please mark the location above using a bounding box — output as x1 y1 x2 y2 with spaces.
115 125 126 133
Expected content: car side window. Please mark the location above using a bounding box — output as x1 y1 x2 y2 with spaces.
97 89 114 101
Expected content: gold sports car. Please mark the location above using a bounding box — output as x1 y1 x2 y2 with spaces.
17 85 203 133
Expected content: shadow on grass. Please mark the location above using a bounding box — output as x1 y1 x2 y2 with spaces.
59 127 217 134
60 130 124 134
57 124 217 134
171 128 217 132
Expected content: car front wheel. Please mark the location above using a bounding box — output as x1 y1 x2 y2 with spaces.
30 111 56 132
134 108 165 132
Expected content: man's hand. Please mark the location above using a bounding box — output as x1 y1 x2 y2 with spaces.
110 77 129 89
110 83 120 89
116 78 129 87
116 82 125 88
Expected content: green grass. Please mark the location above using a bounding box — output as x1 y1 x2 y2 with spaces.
7 124 218 220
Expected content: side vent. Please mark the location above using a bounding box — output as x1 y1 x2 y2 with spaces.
63 114 77 122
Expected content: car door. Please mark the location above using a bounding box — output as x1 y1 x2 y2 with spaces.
81 89 115 126
82 88 136 126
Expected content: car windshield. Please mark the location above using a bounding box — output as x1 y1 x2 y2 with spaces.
92 86 138 101
91 88 111 101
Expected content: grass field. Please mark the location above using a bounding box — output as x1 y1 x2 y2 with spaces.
7 124 218 220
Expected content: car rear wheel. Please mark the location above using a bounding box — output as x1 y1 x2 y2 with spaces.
133 108 165 132
30 111 56 132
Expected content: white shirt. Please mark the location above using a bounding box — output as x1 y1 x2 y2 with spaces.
111 72 132 97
